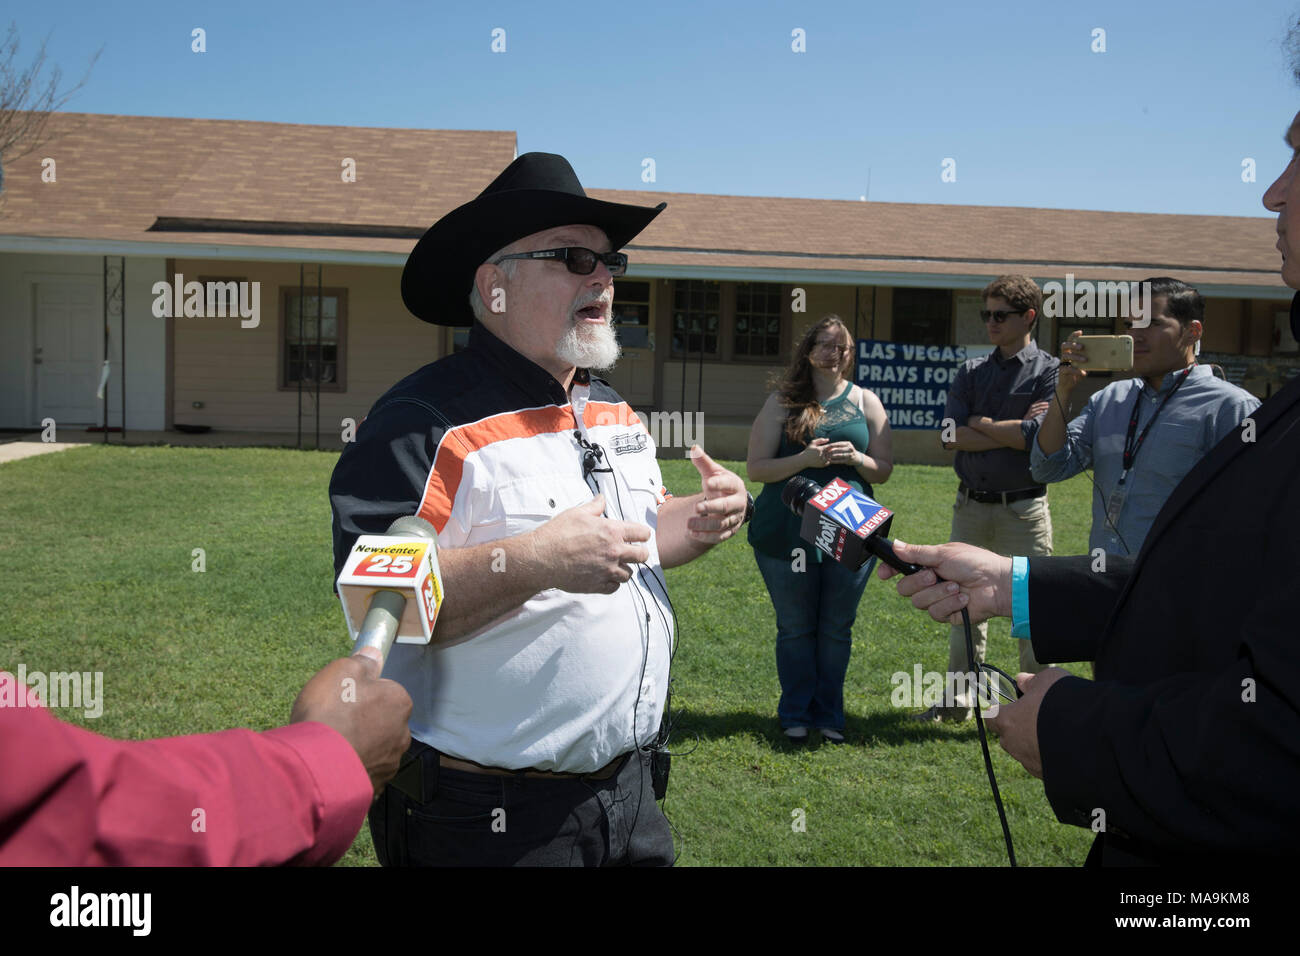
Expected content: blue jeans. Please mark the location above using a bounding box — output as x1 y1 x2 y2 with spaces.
753 548 875 732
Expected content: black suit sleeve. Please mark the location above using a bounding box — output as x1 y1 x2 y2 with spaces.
1037 649 1300 855
329 399 442 581
1035 555 1300 857
1026 555 1133 664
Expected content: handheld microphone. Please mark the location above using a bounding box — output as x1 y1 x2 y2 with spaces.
782 476 924 575
782 476 1018 864
336 516 443 665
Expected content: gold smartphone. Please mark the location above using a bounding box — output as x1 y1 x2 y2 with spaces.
1064 334 1134 371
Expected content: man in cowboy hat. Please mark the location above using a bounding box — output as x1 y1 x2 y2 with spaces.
329 152 751 866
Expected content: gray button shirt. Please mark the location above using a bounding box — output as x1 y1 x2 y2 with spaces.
943 341 1059 492
1030 364 1260 556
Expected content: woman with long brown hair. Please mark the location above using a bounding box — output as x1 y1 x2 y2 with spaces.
746 314 894 745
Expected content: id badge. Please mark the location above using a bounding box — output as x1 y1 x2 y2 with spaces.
1105 482 1128 529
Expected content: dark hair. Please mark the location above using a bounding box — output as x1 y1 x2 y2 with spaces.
772 314 853 444
1137 277 1204 326
981 275 1043 329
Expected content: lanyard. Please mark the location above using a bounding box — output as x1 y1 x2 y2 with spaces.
1119 365 1193 484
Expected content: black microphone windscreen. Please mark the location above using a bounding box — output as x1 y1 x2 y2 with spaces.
782 476 819 515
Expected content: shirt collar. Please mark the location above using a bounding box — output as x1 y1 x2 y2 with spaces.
466 321 586 406
1141 363 1204 395
992 340 1039 366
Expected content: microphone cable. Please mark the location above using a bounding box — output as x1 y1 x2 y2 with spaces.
958 601 1016 866
576 429 686 862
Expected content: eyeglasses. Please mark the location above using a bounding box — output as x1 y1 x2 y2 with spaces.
975 664 1024 706
813 342 851 354
493 247 628 277
980 309 1025 324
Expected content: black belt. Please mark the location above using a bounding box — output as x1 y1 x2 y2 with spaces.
958 483 1045 505
389 741 631 804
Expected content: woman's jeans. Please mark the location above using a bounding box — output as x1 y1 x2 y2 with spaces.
753 548 875 731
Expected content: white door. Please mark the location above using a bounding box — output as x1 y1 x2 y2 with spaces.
35 280 102 425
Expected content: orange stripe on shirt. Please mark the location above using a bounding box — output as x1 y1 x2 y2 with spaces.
584 400 641 430
417 405 576 534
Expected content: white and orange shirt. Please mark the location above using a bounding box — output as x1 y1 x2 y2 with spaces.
330 323 674 773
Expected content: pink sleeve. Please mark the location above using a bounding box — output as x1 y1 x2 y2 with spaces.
0 672 372 866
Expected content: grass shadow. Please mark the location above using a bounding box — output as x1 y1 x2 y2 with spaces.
669 707 983 751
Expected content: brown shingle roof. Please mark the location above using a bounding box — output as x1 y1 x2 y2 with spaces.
593 189 1284 289
0 111 1285 292
0 112 516 240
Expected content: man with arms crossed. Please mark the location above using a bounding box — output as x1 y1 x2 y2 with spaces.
917 275 1058 722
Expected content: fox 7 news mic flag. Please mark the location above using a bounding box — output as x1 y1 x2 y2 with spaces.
337 519 443 655
799 477 895 570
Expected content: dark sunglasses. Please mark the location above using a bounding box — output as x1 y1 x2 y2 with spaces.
980 309 1025 324
492 247 628 277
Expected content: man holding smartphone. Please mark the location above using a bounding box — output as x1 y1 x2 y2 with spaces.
1032 277 1258 557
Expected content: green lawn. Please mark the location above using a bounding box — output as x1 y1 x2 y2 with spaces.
0 445 1097 866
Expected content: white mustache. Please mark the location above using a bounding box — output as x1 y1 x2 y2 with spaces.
572 294 612 314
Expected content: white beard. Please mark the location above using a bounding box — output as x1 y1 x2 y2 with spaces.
555 318 621 370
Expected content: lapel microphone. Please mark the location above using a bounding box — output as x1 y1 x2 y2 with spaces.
575 430 612 480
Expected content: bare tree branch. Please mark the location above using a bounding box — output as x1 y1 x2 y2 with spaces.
0 20 102 193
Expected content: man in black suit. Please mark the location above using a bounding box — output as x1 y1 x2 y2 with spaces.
878 110 1300 865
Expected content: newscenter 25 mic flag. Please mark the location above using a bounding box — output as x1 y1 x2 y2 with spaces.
794 478 894 569
337 517 444 659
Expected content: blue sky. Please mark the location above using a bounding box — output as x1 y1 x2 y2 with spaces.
13 0 1300 217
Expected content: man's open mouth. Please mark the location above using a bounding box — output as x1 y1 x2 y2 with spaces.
576 304 607 321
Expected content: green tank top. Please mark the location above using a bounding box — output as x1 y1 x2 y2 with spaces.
747 382 874 560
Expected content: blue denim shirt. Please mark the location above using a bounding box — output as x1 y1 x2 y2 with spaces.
1030 365 1259 557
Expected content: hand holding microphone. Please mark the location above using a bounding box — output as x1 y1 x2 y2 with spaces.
876 541 1014 626
781 477 1013 624
291 650 412 797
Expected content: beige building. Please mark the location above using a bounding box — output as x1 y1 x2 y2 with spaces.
1 113 1294 463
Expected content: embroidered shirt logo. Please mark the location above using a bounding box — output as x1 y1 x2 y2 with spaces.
611 431 649 456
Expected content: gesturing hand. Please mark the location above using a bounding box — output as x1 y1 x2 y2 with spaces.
687 446 748 543
534 495 652 594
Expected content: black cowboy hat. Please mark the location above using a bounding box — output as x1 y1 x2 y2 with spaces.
401 152 666 326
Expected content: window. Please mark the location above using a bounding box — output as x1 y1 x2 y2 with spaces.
280 290 346 390
671 280 721 356
733 282 782 358
613 280 652 349
892 288 951 346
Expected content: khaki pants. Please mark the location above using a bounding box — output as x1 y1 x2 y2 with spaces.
945 491 1053 710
